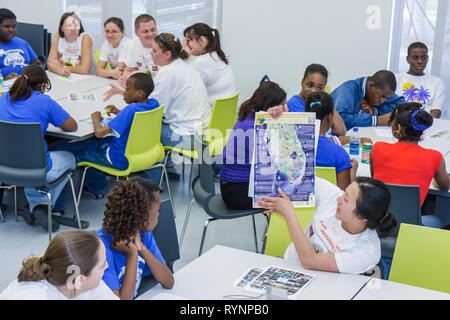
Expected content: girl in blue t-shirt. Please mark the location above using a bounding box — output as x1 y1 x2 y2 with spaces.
305 92 357 190
270 64 347 137
0 64 77 231
97 177 174 300
220 81 287 210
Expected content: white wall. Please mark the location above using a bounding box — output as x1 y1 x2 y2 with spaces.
1 0 62 35
222 0 394 101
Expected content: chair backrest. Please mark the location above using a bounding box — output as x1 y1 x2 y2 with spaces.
389 223 450 294
123 105 165 173
316 166 337 185
16 22 46 62
264 207 316 257
94 49 109 70
205 92 239 156
0 121 48 187
385 183 421 237
152 199 180 272
264 168 329 257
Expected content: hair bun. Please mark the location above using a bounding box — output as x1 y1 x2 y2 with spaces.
410 109 432 132
377 212 398 238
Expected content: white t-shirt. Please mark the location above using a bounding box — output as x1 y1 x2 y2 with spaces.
150 58 211 136
119 37 158 75
98 37 131 70
189 51 237 108
395 72 445 113
0 279 119 300
58 32 91 67
284 178 381 274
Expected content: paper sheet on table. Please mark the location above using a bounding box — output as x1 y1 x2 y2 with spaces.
374 127 393 138
55 73 92 82
148 292 187 300
419 140 450 158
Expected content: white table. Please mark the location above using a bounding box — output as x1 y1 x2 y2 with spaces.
46 71 116 101
353 278 450 300
45 72 126 140
137 245 371 300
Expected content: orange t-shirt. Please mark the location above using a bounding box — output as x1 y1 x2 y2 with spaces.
372 142 442 205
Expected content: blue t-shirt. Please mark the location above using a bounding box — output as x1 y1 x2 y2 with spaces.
97 228 166 299
0 37 38 77
316 136 352 174
286 95 305 112
0 91 69 171
107 99 159 170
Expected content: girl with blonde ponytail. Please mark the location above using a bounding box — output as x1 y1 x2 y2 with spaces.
0 230 118 300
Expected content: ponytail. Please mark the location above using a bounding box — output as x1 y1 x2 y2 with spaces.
155 33 189 61
16 230 100 287
18 256 52 282
9 65 51 103
376 212 398 239
184 23 229 64
390 102 433 142
354 177 398 239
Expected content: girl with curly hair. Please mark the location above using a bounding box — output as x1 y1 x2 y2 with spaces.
97 177 174 299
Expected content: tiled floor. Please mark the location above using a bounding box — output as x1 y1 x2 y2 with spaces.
0 164 269 292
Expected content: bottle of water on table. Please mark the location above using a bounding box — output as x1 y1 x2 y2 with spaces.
349 127 360 161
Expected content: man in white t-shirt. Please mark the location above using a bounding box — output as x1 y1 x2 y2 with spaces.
116 14 159 87
395 42 445 118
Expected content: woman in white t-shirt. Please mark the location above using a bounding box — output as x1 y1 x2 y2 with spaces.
183 23 237 108
256 177 398 274
95 17 131 80
0 230 118 300
47 12 93 76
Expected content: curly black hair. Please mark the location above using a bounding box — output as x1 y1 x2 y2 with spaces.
102 177 160 246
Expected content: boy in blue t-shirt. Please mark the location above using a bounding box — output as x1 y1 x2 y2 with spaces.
0 8 40 79
57 72 159 198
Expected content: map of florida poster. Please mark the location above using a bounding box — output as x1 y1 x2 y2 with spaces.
252 112 317 208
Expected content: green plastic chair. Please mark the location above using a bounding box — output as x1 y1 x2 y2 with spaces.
77 105 175 215
263 166 337 257
164 92 240 185
315 166 337 185
389 223 450 294
95 49 109 70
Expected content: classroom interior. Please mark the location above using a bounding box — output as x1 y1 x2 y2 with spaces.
0 0 450 300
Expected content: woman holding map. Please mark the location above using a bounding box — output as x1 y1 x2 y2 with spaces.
256 177 397 274
220 81 287 210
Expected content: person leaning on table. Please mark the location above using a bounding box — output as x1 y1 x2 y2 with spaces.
256 177 398 274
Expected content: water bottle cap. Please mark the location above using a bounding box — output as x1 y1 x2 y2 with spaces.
353 127 358 132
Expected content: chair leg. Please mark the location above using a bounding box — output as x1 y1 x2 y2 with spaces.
164 165 176 218
199 218 216 256
68 175 82 229
39 191 52 242
261 213 270 254
0 202 3 223
252 214 259 253
179 198 195 247
14 186 17 222
77 166 89 208
188 163 194 189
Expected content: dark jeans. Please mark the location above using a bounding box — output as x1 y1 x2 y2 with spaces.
220 180 253 210
56 137 116 195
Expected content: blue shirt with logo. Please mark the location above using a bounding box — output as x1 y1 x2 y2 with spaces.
0 37 38 77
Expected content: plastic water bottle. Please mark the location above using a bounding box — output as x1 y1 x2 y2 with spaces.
349 127 360 161
0 71 3 86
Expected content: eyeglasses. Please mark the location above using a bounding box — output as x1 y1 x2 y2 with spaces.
376 86 390 102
